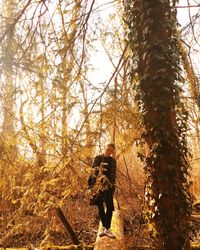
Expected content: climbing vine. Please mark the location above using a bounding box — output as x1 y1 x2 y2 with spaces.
123 0 192 249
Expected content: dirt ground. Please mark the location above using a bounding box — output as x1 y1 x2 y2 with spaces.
0 189 150 249
0 191 199 249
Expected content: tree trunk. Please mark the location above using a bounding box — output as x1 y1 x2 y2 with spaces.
59 0 81 156
1 0 17 159
179 42 200 109
124 0 192 249
40 79 47 166
79 80 94 159
179 41 200 149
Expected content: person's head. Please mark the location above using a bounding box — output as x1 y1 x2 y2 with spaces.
103 143 115 157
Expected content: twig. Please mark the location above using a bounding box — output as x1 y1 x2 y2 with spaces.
176 4 200 8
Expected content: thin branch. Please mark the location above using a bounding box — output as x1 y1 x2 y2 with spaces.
186 0 200 46
176 4 200 8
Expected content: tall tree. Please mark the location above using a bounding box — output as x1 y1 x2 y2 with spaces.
124 0 192 249
53 0 82 156
0 0 17 159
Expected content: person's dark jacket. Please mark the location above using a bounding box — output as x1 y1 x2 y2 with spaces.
88 155 116 192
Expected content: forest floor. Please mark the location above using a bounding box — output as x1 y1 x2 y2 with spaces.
0 191 200 249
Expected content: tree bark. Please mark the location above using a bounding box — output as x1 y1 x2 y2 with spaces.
1 0 17 159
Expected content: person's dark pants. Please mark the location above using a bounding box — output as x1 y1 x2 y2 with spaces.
97 189 114 229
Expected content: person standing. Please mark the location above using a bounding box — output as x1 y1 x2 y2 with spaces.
87 143 116 238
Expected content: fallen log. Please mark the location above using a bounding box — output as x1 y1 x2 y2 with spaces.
94 199 126 250
57 206 80 245
44 244 93 249
0 246 93 250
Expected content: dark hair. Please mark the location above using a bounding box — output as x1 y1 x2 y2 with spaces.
107 143 115 149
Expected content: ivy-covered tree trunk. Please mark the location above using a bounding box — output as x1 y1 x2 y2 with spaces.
124 0 192 249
